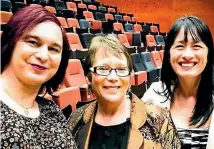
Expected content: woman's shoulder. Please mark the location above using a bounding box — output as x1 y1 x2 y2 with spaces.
144 102 169 118
68 100 96 131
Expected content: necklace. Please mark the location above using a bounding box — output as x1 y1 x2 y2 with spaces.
3 87 35 116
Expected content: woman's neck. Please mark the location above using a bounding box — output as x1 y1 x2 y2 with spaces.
0 71 40 107
95 96 131 126
176 76 201 98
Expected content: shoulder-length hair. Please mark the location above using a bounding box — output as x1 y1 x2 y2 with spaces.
1 5 70 96
160 16 214 127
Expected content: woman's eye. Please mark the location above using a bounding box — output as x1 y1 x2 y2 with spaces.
27 40 39 46
98 67 109 71
193 45 202 48
49 47 59 52
175 45 184 48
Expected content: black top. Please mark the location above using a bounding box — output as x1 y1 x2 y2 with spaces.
89 119 131 149
0 96 77 149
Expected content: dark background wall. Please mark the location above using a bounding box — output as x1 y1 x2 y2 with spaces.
100 0 214 36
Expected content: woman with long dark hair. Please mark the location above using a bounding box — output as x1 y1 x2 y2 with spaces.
0 5 77 148
142 16 214 148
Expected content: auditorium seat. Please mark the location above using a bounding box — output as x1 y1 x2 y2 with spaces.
0 11 13 30
90 20 102 34
54 0 74 18
94 12 106 22
123 15 131 23
133 24 143 32
117 34 131 48
150 51 162 68
63 59 88 101
1 0 12 12
98 6 107 13
66 2 77 13
83 11 94 21
55 87 81 110
45 6 56 14
66 33 83 50
57 17 73 32
131 17 138 23
88 4 97 13
67 18 80 33
150 25 159 34
77 3 87 19
140 52 159 85
114 14 123 23
124 23 134 32
80 33 95 48
108 7 116 15
113 22 125 34
146 34 157 51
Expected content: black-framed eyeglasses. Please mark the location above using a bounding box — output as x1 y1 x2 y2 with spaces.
89 66 130 77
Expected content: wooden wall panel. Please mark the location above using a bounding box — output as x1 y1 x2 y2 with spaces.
100 0 214 36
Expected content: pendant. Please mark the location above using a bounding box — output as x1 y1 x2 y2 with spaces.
24 109 29 115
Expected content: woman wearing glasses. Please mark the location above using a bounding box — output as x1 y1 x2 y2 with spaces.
68 35 181 149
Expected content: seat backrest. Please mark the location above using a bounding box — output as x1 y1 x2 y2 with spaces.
105 13 114 21
146 35 157 47
133 24 143 32
151 51 162 68
150 25 159 33
1 0 12 12
83 0 92 4
95 12 105 22
57 87 81 110
114 14 123 22
123 15 131 22
54 0 66 11
77 3 87 9
98 6 107 13
142 24 150 33
0 11 13 24
108 7 116 14
81 33 95 48
83 11 94 21
124 32 133 46
66 33 83 50
79 19 90 29
57 17 68 28
113 22 124 33
118 34 130 48
90 20 102 30
67 18 80 28
63 59 87 87
155 35 165 46
131 17 138 23
45 6 56 14
124 23 133 32
88 4 97 11
66 2 77 12
130 53 146 72
132 32 141 47
140 52 156 71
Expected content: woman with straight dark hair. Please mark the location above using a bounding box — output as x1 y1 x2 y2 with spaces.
142 16 214 148
0 5 77 148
